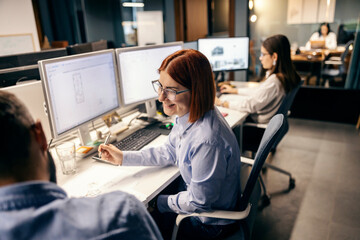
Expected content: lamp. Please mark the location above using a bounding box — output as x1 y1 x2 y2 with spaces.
250 14 257 23
249 0 257 23
249 0 254 10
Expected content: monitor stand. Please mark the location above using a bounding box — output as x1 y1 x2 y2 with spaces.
139 99 159 125
215 71 226 93
76 125 99 157
78 125 92 146
145 99 157 118
215 71 226 83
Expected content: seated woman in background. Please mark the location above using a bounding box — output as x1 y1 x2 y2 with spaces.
216 34 301 124
305 22 337 49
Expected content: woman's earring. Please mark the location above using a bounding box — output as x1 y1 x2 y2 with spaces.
273 60 276 66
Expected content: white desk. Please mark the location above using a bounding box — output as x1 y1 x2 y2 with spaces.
228 81 259 89
56 109 247 206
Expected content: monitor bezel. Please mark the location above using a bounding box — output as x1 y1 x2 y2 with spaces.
115 41 183 107
197 37 249 72
38 49 121 140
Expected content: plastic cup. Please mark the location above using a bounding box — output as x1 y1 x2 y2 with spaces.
55 142 76 175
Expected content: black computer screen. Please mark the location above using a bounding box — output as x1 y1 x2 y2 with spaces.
0 48 67 69
0 66 40 88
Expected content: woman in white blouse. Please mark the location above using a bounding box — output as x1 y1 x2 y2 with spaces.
305 22 337 50
216 34 301 124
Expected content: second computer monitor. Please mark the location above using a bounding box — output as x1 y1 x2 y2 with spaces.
115 42 183 107
198 37 249 72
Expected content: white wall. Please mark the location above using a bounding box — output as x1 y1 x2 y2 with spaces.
0 0 40 52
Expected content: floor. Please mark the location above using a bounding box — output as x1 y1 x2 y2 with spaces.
251 118 360 240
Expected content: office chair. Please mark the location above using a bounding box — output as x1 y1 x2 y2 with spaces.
171 114 286 240
241 80 303 205
321 40 354 87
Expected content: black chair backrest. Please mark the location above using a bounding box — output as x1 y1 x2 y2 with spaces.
341 40 354 63
339 40 354 73
276 80 303 117
239 114 285 210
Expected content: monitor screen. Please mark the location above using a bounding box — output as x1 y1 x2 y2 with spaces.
198 37 249 72
0 48 67 69
183 41 198 50
0 66 40 88
39 50 121 140
4 81 52 141
0 48 68 88
116 42 183 106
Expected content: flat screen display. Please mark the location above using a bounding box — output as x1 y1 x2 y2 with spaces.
39 50 121 138
198 37 249 72
116 42 183 106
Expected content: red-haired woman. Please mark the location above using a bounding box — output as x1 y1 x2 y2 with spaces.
99 49 241 239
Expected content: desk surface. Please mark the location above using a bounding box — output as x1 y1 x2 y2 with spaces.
291 54 324 62
291 48 344 63
56 109 248 205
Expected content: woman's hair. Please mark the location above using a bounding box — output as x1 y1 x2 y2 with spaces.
158 49 215 123
262 34 301 93
318 22 331 36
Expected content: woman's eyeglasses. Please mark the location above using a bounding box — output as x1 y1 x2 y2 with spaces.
260 52 271 57
151 80 190 101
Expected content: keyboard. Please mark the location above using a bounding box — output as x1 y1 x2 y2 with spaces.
114 128 161 151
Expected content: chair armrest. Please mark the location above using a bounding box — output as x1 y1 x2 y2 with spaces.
243 122 268 129
241 157 255 166
171 204 251 240
328 56 341 61
324 60 342 65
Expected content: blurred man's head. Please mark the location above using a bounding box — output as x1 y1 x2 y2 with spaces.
0 90 49 185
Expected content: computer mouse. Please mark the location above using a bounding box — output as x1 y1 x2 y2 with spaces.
160 123 173 130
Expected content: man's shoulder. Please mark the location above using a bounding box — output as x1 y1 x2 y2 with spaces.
63 190 143 212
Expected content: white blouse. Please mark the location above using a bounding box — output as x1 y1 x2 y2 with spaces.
305 32 337 50
220 73 285 123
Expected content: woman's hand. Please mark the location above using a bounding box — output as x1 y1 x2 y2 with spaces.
220 84 238 94
214 97 229 108
98 144 123 165
215 97 222 106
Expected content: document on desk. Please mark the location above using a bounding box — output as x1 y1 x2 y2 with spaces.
219 93 242 103
61 164 147 202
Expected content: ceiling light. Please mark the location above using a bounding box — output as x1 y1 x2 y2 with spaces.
249 0 254 10
250 14 257 22
122 2 144 8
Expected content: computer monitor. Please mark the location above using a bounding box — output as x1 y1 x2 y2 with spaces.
0 66 40 88
183 41 198 50
38 49 121 146
198 37 249 72
115 42 183 117
4 81 52 141
0 48 68 88
0 48 67 69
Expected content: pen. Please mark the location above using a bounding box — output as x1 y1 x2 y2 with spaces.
99 133 111 158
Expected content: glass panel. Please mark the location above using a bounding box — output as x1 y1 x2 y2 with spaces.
120 0 145 46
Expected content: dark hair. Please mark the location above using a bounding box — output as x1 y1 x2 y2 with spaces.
318 22 331 36
262 34 301 93
0 91 34 180
158 49 215 123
